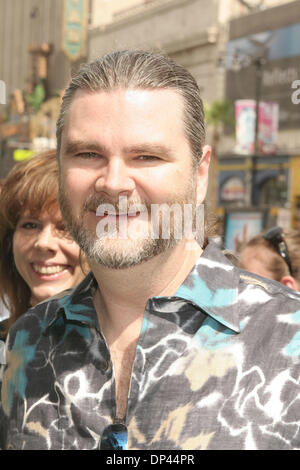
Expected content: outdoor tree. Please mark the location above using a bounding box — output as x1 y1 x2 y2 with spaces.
24 82 46 114
204 99 235 210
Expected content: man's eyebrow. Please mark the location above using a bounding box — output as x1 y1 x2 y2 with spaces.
123 143 173 157
63 140 108 155
63 141 173 158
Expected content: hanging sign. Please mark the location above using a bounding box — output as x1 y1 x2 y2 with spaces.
62 0 88 62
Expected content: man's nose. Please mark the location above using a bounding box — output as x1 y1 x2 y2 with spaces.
94 157 135 197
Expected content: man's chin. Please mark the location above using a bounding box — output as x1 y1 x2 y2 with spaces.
83 236 176 269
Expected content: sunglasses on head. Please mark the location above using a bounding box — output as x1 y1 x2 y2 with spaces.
100 418 128 450
263 226 293 276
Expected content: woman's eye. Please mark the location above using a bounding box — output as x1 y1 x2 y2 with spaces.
20 222 38 230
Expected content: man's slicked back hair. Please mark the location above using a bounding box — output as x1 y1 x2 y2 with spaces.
56 50 206 165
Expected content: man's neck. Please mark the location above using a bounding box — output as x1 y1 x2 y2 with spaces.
91 239 202 345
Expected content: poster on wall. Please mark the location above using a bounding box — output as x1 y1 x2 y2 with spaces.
224 210 265 253
235 100 279 155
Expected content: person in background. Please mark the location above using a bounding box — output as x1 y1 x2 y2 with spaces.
0 151 89 448
239 226 300 291
0 151 88 341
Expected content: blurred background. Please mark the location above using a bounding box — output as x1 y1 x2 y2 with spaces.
0 0 300 251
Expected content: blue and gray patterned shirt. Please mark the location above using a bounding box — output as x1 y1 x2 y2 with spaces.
1 242 299 450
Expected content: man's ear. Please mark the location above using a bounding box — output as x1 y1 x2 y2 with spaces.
280 276 299 291
196 145 211 205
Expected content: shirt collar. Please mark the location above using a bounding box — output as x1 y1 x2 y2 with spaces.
173 241 240 332
44 242 240 334
42 273 98 334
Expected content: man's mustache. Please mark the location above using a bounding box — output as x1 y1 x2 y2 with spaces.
83 195 149 214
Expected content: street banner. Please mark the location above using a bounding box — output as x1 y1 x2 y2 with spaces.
235 99 279 155
62 0 88 62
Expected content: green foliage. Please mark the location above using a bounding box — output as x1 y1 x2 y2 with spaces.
24 83 46 113
204 100 235 131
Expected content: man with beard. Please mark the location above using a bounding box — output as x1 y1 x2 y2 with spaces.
1 50 299 451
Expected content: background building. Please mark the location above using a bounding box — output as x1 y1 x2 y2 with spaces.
218 0 300 247
0 0 90 100
0 0 89 177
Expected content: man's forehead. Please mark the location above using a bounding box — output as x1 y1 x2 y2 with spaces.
62 87 186 144
68 86 184 109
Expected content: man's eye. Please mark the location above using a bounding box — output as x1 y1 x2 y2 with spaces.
137 155 160 161
76 152 100 159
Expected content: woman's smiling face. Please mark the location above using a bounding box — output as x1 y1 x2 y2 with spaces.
13 206 85 306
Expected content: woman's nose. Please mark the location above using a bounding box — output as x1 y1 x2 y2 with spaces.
33 224 58 252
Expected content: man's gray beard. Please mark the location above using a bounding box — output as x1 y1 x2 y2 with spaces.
59 182 197 270
71 226 176 269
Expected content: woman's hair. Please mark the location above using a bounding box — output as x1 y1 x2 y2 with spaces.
240 229 300 282
0 151 60 337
